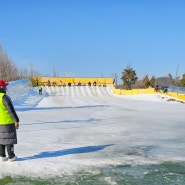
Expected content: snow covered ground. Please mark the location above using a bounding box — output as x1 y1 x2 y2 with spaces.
1 79 185 179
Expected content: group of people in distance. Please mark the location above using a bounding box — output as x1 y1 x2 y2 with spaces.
155 85 168 93
37 79 106 87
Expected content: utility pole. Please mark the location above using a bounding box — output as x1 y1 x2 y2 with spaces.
175 63 179 86
175 63 179 79
113 73 117 87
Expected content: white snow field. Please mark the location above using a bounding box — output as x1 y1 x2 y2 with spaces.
1 79 185 179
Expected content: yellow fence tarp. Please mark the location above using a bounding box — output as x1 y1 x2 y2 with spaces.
30 77 114 87
112 87 156 95
112 87 185 102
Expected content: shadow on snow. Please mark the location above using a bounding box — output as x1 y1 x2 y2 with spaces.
21 118 102 126
16 104 108 112
17 144 114 161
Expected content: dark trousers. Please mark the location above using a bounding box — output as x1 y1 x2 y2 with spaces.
0 144 15 159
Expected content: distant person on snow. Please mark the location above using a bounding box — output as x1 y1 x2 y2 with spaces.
88 81 91 86
35 78 39 86
60 80 62 86
38 86 42 95
0 79 19 162
47 80 50 86
163 88 168 93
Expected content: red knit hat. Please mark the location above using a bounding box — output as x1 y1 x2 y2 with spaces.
0 79 9 86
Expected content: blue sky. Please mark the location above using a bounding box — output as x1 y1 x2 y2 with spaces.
0 0 185 84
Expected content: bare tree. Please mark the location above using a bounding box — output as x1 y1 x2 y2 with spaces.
0 44 42 81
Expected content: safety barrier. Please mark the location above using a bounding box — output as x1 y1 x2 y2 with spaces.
112 87 157 95
30 77 114 87
112 87 185 102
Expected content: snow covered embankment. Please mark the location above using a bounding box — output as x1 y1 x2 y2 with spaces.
7 79 47 108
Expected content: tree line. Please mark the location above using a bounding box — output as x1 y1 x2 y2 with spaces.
120 66 185 89
0 44 39 81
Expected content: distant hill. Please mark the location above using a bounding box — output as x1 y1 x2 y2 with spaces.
154 76 174 87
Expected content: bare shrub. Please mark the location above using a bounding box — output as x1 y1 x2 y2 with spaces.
0 44 39 81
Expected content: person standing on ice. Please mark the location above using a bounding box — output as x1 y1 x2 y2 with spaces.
0 79 19 162
38 85 42 95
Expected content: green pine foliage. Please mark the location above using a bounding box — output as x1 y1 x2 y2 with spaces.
121 66 138 89
180 74 185 87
